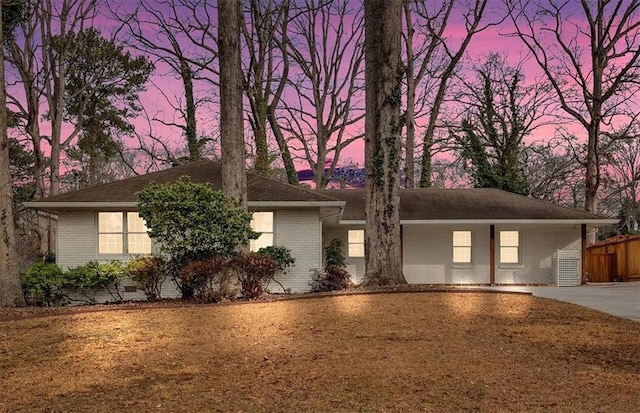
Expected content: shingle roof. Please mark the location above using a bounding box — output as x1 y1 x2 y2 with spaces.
32 160 339 204
317 188 611 221
28 160 613 222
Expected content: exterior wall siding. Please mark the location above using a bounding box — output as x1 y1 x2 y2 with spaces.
495 226 581 284
57 211 97 269
403 225 491 284
271 209 323 293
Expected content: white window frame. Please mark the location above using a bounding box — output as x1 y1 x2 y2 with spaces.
97 212 152 255
499 230 520 264
452 230 472 264
348 229 365 258
250 212 274 252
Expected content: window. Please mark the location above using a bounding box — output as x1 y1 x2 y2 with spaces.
452 231 472 263
348 230 365 257
250 212 273 252
98 212 151 255
500 230 519 264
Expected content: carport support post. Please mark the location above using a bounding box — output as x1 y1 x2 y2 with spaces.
490 225 495 285
581 224 587 284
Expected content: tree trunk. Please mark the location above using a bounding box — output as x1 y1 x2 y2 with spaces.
363 0 406 286
219 0 247 208
181 59 201 161
0 11 26 307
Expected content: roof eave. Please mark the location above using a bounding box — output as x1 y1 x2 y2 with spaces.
337 219 618 225
24 200 346 211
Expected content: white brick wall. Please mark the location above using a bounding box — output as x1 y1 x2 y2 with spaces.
57 211 97 269
495 226 581 284
403 225 491 284
269 209 323 293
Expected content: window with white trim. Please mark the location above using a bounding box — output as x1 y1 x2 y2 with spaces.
250 212 273 252
500 230 520 264
452 230 472 263
98 212 151 255
348 230 365 257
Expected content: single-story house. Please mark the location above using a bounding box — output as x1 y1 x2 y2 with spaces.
26 160 616 299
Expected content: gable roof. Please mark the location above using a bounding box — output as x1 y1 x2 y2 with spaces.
317 188 615 223
26 160 342 211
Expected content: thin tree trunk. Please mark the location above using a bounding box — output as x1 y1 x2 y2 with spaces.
363 0 406 286
219 0 247 208
0 9 26 307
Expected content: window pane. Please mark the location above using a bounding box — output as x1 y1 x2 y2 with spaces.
500 231 519 247
251 212 273 233
348 243 365 258
453 231 471 247
453 246 471 263
99 212 122 232
99 234 123 254
127 212 148 233
500 246 519 263
348 230 364 243
128 233 152 254
348 230 365 257
250 233 273 252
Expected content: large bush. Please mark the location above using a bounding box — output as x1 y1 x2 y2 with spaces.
257 245 295 293
179 256 233 303
127 256 170 301
311 238 351 292
230 253 280 300
65 261 126 304
136 176 258 296
21 262 66 306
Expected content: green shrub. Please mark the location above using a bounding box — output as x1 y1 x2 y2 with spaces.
230 253 279 300
21 262 66 306
127 256 170 301
179 256 233 303
65 261 126 304
310 239 351 292
257 245 295 293
324 238 346 269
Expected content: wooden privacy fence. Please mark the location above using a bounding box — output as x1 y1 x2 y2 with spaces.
585 234 640 282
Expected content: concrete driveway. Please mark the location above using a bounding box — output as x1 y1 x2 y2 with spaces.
484 282 640 322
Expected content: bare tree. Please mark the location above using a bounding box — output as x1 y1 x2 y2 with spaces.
363 0 406 285
219 0 247 208
524 137 583 207
240 0 297 182
509 0 640 214
114 0 214 162
0 0 26 307
283 0 364 188
600 127 640 232
405 0 502 188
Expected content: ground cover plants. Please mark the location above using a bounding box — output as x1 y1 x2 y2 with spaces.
1 292 639 412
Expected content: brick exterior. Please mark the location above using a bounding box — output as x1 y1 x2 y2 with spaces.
494 226 581 284
403 225 491 284
324 224 582 285
270 209 323 293
55 209 584 303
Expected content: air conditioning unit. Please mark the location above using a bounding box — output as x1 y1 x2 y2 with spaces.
554 250 581 287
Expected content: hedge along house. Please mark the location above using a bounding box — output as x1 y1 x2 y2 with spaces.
26 160 616 298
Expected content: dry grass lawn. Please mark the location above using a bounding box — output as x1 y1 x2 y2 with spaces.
1 292 639 412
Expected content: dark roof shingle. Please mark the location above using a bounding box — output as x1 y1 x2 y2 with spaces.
318 188 610 221
34 160 339 204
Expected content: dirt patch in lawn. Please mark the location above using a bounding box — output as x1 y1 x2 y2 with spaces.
1 292 639 412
